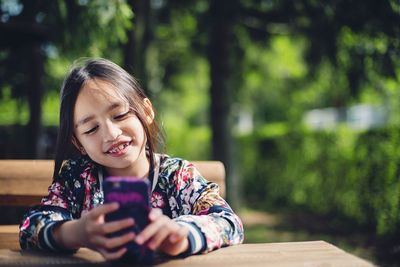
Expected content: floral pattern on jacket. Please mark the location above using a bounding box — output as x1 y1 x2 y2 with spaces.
19 154 244 254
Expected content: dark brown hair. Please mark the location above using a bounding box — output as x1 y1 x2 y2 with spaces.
53 58 163 179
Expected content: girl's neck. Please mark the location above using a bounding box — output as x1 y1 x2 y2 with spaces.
105 156 150 179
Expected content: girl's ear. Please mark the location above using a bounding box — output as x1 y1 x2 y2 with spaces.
143 98 155 124
72 135 87 155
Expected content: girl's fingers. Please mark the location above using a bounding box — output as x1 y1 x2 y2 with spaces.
169 225 189 243
90 231 135 250
103 232 135 250
135 215 168 245
88 203 119 219
102 217 135 234
88 235 108 248
149 208 163 221
147 225 171 250
159 226 190 256
98 247 127 261
86 205 134 236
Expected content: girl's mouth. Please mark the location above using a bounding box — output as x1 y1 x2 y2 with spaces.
106 141 132 155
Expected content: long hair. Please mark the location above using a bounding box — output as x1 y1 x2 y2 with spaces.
53 58 163 179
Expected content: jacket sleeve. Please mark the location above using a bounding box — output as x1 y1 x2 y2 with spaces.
19 160 84 252
170 160 244 255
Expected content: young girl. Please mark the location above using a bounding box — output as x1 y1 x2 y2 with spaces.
19 58 244 260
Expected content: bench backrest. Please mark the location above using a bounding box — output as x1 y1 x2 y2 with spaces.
0 160 226 206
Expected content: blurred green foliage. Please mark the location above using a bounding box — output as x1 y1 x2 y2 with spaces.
239 125 400 237
157 57 211 160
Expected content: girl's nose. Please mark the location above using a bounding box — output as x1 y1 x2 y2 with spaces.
103 121 122 142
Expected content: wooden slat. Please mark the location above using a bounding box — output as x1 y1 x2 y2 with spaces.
192 161 226 197
0 242 375 266
0 160 53 206
0 195 42 206
0 225 20 250
0 160 53 196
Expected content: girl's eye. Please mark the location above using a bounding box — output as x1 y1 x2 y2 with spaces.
83 126 98 135
114 111 130 120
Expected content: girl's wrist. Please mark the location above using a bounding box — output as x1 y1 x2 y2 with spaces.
52 220 82 250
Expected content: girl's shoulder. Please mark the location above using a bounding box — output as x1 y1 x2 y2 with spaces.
157 153 187 171
57 155 99 181
156 153 198 179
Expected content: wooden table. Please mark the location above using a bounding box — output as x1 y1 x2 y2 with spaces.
0 241 375 267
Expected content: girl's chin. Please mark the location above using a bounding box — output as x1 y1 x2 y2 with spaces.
103 162 133 174
104 155 139 168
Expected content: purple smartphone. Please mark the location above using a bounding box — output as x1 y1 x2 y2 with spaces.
103 177 154 263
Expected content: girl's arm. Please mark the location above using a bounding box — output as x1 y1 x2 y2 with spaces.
19 159 135 260
167 159 244 254
20 158 90 252
19 177 78 252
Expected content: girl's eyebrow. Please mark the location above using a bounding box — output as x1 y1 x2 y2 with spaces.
75 102 122 128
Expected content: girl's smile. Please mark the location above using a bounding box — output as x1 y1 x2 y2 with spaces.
105 140 133 156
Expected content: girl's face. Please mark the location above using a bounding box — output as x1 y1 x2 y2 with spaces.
73 79 151 177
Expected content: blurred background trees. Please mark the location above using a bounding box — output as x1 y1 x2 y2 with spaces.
0 0 399 265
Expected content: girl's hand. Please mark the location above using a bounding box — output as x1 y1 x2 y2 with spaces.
135 208 189 256
54 203 136 260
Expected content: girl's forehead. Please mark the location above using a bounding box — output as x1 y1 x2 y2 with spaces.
74 80 129 119
73 80 130 127
79 79 125 102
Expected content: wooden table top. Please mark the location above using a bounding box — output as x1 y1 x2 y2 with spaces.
0 241 375 267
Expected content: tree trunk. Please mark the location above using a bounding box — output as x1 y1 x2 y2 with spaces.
124 0 152 94
207 0 240 209
26 42 44 158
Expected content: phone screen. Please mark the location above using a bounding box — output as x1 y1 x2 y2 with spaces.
103 177 154 263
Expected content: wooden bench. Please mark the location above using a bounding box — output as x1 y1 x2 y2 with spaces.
0 159 226 250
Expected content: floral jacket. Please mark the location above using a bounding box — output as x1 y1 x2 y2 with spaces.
19 154 244 255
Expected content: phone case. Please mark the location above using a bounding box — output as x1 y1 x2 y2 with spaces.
103 176 154 263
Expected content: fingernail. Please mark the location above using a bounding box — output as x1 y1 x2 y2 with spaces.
170 235 177 242
149 211 155 220
136 236 143 244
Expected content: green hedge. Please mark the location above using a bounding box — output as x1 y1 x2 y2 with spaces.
238 125 400 236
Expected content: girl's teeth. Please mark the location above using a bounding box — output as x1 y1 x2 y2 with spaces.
109 142 129 153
